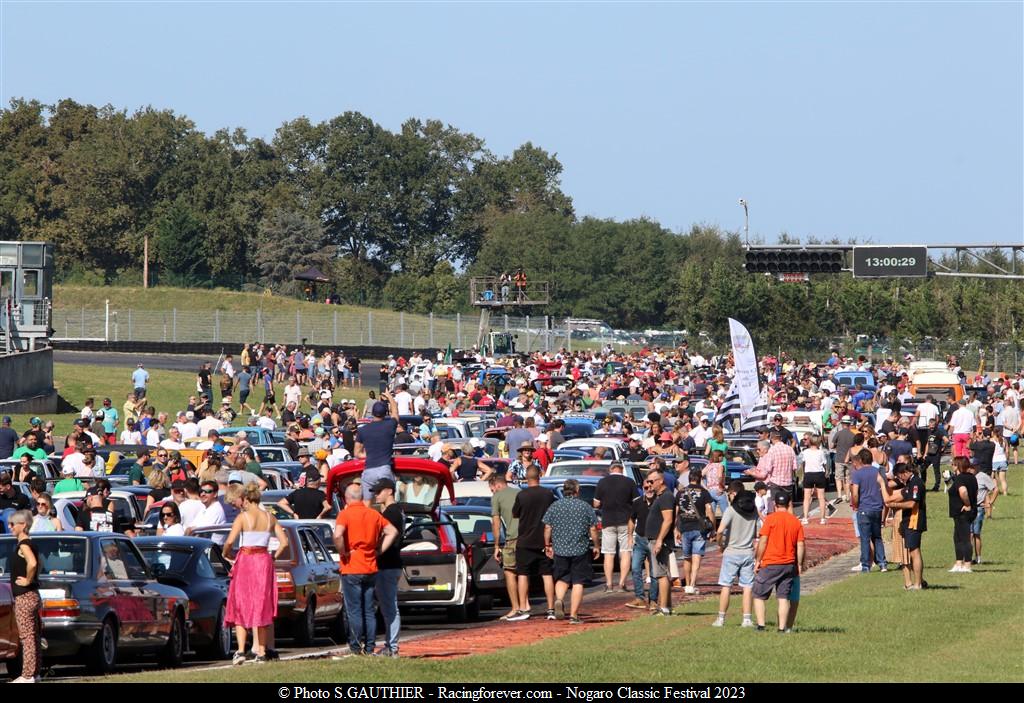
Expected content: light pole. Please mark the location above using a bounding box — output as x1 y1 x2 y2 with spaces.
738 199 749 246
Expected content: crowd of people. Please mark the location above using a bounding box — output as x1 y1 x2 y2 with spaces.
1 340 1020 671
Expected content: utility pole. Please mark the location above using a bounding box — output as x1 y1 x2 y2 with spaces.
143 234 149 289
739 199 749 246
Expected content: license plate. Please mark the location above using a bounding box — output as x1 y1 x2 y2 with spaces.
479 573 499 581
39 589 65 600
427 583 451 591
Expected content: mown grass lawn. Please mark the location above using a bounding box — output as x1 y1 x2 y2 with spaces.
7 363 375 433
105 472 1024 683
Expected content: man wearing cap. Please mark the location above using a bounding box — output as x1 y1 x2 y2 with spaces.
372 478 404 656
354 390 400 502
333 483 399 655
949 398 975 458
131 363 149 399
99 398 119 444
278 470 331 520
752 491 805 632
75 486 115 532
885 462 927 589
53 464 84 495
505 416 533 460
829 415 857 502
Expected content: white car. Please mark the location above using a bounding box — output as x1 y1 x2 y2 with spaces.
553 437 629 462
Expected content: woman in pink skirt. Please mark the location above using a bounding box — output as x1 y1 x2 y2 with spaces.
223 483 289 664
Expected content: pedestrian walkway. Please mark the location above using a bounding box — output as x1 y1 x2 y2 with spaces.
396 518 858 659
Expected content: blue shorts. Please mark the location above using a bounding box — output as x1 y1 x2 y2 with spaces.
361 465 396 501
718 552 755 588
971 510 985 536
993 461 1008 472
681 530 706 558
790 576 801 603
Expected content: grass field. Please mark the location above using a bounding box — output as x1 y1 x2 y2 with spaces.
6 362 376 433
106 472 1024 683
51 285 582 352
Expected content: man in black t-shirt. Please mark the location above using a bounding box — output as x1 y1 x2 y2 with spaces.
74 487 115 532
968 429 996 475
0 473 30 511
676 468 716 596
372 478 403 656
886 463 927 590
645 468 676 615
278 470 331 519
593 463 637 592
510 466 556 621
919 418 947 491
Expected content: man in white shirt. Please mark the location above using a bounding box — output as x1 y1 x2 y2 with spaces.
913 395 940 429
63 444 107 478
690 416 711 449
176 411 200 441
186 480 227 533
256 409 277 431
949 399 976 459
144 420 162 447
159 427 186 450
177 479 206 529
197 412 225 437
284 379 303 410
394 384 414 416
428 432 445 463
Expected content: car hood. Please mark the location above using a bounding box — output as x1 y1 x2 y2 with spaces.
326 457 455 515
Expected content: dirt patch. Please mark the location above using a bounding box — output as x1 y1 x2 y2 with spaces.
398 518 859 660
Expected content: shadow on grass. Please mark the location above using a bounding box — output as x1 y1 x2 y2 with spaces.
794 626 847 634
972 569 1011 573
921 584 962 590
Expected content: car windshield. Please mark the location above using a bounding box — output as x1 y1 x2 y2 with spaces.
0 536 88 577
560 424 595 439
547 463 610 477
138 546 192 575
255 448 283 462
442 512 494 542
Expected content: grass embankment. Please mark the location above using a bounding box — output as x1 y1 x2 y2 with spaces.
109 473 1024 683
52 285 583 351
7 363 375 433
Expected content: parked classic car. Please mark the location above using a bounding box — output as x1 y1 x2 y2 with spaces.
0 533 190 674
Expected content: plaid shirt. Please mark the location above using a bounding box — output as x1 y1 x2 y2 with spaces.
764 441 797 487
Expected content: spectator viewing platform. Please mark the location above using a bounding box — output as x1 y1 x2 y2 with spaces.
470 276 549 307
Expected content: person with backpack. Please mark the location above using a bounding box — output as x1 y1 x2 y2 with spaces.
712 481 758 628
676 468 716 596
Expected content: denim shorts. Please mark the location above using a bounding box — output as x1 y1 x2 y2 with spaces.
993 461 1008 472
681 530 706 558
718 552 755 587
971 510 985 536
361 465 396 500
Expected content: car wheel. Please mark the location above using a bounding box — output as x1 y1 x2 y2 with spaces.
465 591 480 621
87 618 118 675
203 603 232 660
294 598 316 646
160 611 185 668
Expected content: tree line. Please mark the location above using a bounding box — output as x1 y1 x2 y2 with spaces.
1 98 1021 349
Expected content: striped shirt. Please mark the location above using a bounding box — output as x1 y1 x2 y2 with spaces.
765 441 797 487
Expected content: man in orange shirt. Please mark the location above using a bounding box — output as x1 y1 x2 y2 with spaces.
333 483 399 655
752 491 805 632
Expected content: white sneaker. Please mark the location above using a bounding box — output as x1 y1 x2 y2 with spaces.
800 518 809 525
711 617 725 627
684 586 699 595
10 676 36 684
851 565 864 572
740 619 755 628
948 566 964 573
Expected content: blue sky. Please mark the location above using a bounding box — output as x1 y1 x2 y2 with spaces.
2 1 1022 245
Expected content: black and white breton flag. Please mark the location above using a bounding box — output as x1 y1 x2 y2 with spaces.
716 383 769 432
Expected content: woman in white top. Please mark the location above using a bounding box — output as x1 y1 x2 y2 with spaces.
157 502 185 536
801 435 828 525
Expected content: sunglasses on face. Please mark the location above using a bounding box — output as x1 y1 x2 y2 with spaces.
200 489 216 495
36 501 49 508
161 512 174 518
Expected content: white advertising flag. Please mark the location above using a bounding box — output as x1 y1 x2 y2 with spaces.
728 318 760 420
